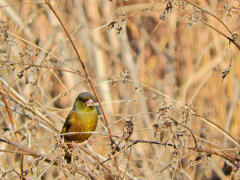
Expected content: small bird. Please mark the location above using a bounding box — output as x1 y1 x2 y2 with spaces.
61 92 98 162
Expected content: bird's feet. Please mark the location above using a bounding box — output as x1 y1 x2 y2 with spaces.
88 138 93 146
71 141 78 148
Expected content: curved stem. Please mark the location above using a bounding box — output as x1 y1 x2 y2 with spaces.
184 0 232 34
183 0 240 50
44 0 121 177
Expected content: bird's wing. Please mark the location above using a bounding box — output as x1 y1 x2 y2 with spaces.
61 111 73 134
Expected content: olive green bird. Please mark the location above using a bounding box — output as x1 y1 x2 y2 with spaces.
61 92 99 162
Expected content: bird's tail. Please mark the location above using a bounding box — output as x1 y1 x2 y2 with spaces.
64 151 72 163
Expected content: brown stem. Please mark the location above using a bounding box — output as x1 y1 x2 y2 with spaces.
193 113 240 147
0 84 25 179
0 137 97 179
79 146 114 175
0 85 16 130
44 0 121 177
188 147 236 165
183 0 240 50
168 116 198 148
15 62 86 77
129 139 238 166
1 86 59 132
183 0 232 34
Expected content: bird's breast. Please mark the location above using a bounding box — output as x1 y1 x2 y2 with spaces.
71 110 98 132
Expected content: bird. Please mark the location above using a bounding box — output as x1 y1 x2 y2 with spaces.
61 92 99 162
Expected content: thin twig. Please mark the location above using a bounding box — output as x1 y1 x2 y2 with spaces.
130 140 238 166
44 0 121 177
168 116 198 148
182 0 240 50
15 62 86 77
193 113 240 148
0 84 16 130
183 0 232 34
0 137 98 179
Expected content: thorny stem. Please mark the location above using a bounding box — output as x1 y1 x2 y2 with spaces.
45 0 121 177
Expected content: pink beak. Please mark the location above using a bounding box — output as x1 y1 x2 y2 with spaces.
86 98 94 107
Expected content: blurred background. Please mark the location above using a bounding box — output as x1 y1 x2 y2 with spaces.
0 0 239 179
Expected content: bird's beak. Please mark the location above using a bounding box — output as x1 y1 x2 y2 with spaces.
86 98 94 107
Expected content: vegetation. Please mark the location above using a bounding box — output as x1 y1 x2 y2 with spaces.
0 0 239 179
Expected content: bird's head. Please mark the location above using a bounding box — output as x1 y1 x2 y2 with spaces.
73 92 96 111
